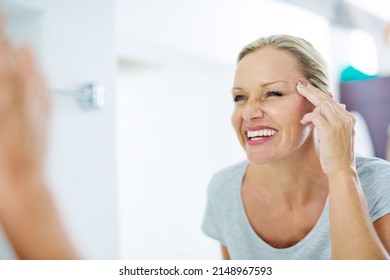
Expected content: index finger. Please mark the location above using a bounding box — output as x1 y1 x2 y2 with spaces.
0 6 6 43
296 82 331 106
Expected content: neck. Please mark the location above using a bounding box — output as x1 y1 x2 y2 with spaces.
248 134 328 204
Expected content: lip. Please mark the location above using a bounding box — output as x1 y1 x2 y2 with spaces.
244 125 278 146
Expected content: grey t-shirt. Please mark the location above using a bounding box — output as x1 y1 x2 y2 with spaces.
202 155 390 259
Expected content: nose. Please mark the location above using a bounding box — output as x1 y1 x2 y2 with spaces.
242 99 264 121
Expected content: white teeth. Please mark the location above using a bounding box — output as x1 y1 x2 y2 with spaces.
247 129 277 138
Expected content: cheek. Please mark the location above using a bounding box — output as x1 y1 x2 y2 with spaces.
266 97 312 134
293 99 314 139
231 108 241 132
231 108 245 146
283 96 314 120
301 98 315 115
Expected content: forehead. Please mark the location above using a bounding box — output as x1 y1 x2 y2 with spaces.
234 47 302 86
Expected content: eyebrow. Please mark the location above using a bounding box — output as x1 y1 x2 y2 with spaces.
231 80 297 92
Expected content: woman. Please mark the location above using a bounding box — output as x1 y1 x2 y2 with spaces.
202 35 390 259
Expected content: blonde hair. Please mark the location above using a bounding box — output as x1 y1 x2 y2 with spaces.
238 34 330 92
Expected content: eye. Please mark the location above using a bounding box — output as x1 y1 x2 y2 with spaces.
233 95 247 103
265 91 283 97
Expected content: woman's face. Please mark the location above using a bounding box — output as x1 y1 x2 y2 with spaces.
231 46 314 164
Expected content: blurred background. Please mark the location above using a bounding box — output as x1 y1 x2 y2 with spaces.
0 0 389 259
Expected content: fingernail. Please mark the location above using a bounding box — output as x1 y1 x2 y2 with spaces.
307 83 314 88
297 82 304 88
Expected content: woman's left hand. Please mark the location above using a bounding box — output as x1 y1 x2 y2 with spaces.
297 82 356 176
0 14 50 194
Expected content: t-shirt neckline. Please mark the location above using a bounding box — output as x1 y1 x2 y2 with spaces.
236 161 329 254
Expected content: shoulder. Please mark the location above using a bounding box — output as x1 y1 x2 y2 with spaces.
356 155 390 182
355 155 390 209
207 160 248 196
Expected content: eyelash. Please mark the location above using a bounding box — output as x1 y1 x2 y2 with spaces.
233 91 283 103
233 95 247 103
265 91 283 97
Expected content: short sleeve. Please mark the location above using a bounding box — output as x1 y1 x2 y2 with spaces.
358 157 390 222
202 176 226 245
201 161 248 248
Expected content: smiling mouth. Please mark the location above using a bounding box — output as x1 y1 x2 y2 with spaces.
246 129 278 141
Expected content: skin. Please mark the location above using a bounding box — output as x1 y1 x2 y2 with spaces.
224 46 390 259
0 11 78 259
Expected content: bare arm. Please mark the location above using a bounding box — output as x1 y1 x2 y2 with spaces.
327 168 388 259
0 14 78 259
221 245 230 260
0 181 78 259
374 214 390 254
298 82 389 259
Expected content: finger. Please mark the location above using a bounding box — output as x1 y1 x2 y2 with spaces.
325 99 356 125
301 107 321 125
300 102 336 125
305 100 356 136
11 45 51 119
0 46 20 118
300 112 313 125
298 83 351 117
16 46 51 156
300 110 330 131
297 83 347 114
297 82 331 107
317 100 343 124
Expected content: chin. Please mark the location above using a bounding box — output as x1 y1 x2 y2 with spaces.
245 151 276 165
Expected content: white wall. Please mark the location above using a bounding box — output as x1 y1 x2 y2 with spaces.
116 0 330 65
2 0 118 259
117 57 238 259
